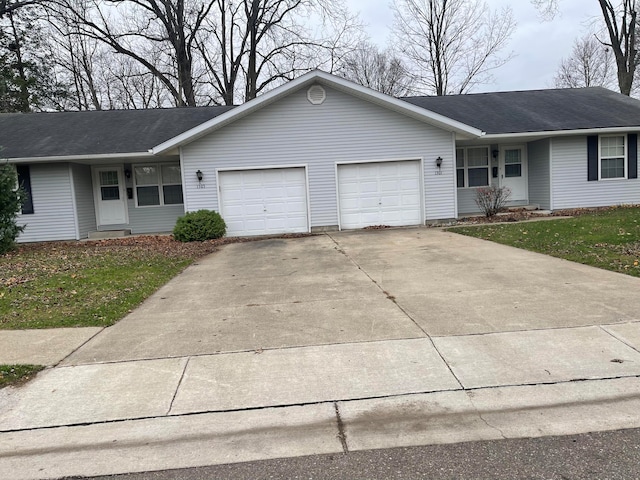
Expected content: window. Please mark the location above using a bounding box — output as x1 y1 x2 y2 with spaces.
504 149 522 177
456 147 490 188
99 170 120 201
16 165 34 214
600 136 626 179
134 163 183 207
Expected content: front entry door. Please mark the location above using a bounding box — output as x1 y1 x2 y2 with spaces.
500 146 528 202
94 167 128 225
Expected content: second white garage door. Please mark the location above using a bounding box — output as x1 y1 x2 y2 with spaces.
219 168 308 236
338 160 423 229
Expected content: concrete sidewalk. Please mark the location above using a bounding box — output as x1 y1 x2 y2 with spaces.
2 229 640 479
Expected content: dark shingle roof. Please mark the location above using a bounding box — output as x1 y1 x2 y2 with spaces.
3 86 640 160
0 106 234 159
402 87 640 134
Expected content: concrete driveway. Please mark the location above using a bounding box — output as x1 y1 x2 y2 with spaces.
6 227 640 479
63 227 640 365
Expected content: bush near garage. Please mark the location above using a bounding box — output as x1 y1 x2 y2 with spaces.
173 209 226 242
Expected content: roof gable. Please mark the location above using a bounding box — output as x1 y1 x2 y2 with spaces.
151 70 484 155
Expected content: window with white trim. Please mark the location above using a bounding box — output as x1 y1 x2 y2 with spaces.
134 163 183 207
599 135 626 179
456 147 490 188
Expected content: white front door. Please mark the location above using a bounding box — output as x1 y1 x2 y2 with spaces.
338 160 423 229
94 167 128 225
500 146 528 202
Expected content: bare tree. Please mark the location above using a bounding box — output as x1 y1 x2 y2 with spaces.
195 0 363 105
338 41 412 96
533 0 638 96
554 34 615 88
598 0 637 95
50 0 216 107
391 0 515 96
46 0 362 107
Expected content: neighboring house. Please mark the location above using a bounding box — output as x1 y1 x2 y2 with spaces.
2 70 640 242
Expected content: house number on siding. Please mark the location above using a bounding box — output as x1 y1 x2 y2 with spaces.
197 184 206 189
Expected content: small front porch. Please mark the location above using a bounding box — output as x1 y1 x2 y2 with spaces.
89 161 185 238
456 139 551 216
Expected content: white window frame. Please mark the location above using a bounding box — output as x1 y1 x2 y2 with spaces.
599 134 627 180
456 146 491 189
133 162 184 208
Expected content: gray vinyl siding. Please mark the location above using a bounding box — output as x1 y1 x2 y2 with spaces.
551 136 640 210
457 189 479 215
181 84 457 226
527 139 551 209
126 202 184 233
71 163 96 239
17 163 77 242
96 203 184 234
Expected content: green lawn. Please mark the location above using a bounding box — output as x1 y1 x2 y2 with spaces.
0 364 43 388
448 206 640 277
0 236 221 330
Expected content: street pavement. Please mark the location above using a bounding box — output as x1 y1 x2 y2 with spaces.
76 427 640 480
1 228 640 479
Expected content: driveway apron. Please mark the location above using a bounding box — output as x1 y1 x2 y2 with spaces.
62 229 640 366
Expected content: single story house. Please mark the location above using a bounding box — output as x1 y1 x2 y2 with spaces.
2 70 640 243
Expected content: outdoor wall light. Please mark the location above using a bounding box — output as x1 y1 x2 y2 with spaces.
492 149 499 159
435 157 443 169
196 170 203 182
124 169 131 179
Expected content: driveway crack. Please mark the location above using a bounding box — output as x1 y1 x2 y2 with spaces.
466 392 507 440
334 402 349 453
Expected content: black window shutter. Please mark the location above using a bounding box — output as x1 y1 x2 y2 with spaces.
16 165 34 214
628 133 638 179
587 136 598 181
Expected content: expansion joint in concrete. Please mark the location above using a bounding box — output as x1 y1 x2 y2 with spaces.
167 357 191 415
55 328 106 368
599 325 640 356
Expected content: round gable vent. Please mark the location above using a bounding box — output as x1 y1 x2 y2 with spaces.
307 85 326 105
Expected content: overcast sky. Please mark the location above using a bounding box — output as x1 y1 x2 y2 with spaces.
346 0 604 93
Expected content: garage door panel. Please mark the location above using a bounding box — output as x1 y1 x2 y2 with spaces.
380 180 400 192
219 168 308 236
338 161 422 229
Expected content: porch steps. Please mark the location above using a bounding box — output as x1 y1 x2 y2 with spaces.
87 230 132 240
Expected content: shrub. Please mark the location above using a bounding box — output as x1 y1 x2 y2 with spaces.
474 186 511 217
173 209 226 242
0 164 26 254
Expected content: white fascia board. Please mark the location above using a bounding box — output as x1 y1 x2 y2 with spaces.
4 152 155 164
483 126 640 141
152 70 484 155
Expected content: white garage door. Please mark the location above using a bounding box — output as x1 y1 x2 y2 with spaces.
219 168 308 236
338 160 423 229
